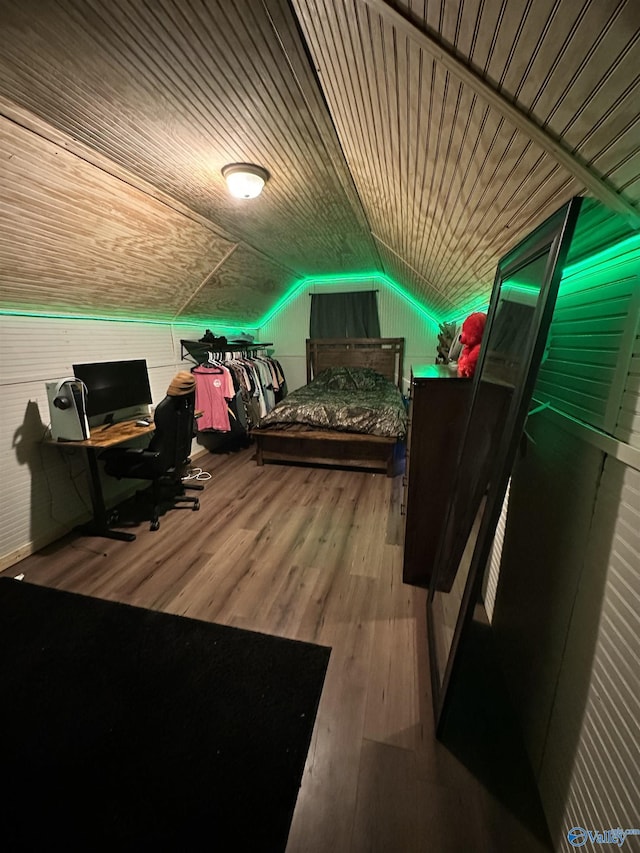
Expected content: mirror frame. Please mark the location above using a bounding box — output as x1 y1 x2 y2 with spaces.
427 196 583 735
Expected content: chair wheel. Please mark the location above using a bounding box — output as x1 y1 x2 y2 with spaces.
150 520 160 531
193 499 200 511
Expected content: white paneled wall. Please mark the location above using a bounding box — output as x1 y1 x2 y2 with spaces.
491 407 640 849
538 457 640 846
617 329 640 449
536 240 640 439
259 276 439 391
483 478 510 623
0 314 256 570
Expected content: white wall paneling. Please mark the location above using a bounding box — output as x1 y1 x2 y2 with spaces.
536 237 640 437
617 324 640 449
491 400 640 848
538 456 640 846
483 478 510 623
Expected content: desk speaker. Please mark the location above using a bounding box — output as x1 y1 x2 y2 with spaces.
46 378 90 441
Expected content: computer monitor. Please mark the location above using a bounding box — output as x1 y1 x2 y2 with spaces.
72 359 153 420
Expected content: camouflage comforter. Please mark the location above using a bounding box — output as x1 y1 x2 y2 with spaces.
257 366 407 438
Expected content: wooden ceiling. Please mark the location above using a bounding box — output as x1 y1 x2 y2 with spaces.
0 0 638 324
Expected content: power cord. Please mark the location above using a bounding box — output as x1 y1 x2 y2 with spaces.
38 441 90 526
182 467 212 481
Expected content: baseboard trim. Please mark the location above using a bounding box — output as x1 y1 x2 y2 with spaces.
0 527 73 574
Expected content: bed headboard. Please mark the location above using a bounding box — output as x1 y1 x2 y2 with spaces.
306 338 405 389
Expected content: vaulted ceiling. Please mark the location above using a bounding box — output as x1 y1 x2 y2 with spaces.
0 0 638 325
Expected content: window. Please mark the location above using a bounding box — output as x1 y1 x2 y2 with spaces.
310 290 380 338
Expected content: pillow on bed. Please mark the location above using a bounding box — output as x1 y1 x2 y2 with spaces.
314 366 386 390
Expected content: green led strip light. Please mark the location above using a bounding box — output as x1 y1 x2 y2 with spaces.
377 274 441 327
502 281 542 294
7 233 635 333
0 308 253 334
1 275 442 332
561 232 640 278
256 278 310 328
256 272 441 330
448 232 640 323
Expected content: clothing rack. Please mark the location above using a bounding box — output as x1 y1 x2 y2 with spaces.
180 339 273 365
190 346 286 438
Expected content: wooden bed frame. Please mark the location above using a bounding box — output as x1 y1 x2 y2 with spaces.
253 337 405 477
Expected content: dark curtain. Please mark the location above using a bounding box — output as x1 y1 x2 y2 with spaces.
309 291 381 338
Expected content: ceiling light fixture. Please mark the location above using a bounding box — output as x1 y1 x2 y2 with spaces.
222 163 270 199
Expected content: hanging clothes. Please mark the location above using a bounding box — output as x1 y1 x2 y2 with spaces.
193 364 235 431
192 351 287 435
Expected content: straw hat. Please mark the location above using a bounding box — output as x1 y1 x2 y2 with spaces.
167 371 196 396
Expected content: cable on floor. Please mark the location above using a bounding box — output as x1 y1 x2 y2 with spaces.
182 467 212 481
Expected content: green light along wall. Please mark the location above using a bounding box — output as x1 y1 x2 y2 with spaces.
3 232 636 339
0 272 441 335
0 308 257 340
534 230 640 435
560 231 640 289
256 272 443 392
256 272 441 332
448 232 640 326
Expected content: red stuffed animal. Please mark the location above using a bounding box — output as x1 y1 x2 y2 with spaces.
457 312 487 378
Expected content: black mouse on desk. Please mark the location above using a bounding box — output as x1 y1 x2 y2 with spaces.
135 418 151 427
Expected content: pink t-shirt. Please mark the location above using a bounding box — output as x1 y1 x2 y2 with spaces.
193 366 235 431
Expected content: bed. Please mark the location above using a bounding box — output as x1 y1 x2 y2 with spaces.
252 337 406 476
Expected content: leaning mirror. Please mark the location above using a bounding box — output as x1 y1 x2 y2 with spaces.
427 197 583 734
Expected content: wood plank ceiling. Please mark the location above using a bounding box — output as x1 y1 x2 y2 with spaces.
0 0 638 324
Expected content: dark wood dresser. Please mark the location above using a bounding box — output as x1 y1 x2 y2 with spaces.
402 364 472 587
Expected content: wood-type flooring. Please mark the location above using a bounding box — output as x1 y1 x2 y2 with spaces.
6 447 551 852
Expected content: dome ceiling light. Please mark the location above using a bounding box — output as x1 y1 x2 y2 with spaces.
222 163 270 199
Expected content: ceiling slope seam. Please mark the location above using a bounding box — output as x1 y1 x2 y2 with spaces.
0 95 238 244
371 231 458 312
0 94 304 282
172 243 240 320
360 0 640 226
261 0 383 273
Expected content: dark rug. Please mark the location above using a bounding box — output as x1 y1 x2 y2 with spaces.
0 578 330 851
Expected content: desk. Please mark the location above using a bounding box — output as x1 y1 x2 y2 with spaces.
47 419 156 542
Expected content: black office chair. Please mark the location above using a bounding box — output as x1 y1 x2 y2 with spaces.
101 389 200 531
